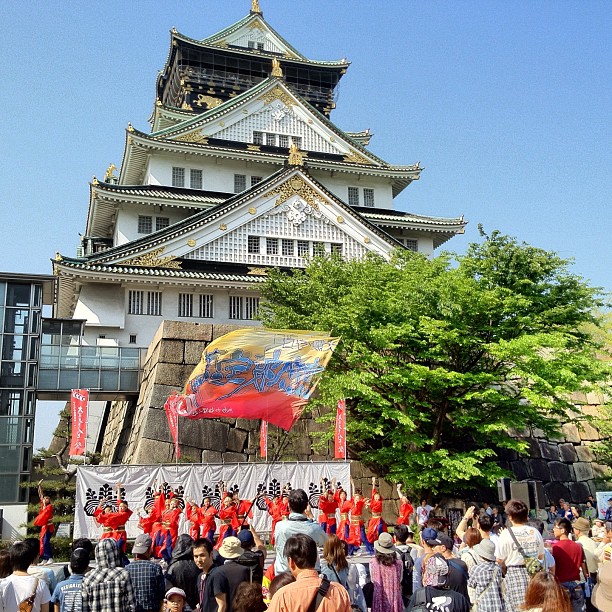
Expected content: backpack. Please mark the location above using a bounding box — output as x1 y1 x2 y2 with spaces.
235 550 264 584
409 587 429 612
399 548 415 598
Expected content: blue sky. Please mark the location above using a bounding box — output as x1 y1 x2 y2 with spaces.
0 1 609 448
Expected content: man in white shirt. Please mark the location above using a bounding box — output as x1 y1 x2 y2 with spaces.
416 499 434 529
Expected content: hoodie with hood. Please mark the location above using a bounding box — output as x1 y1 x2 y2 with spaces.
165 534 201 609
82 538 136 612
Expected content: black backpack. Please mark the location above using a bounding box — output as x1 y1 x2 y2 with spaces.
399 548 415 598
235 549 264 584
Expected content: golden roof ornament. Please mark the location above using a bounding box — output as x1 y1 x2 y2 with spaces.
104 163 118 182
271 58 283 78
92 176 99 186
127 122 135 133
251 0 262 15
288 141 305 166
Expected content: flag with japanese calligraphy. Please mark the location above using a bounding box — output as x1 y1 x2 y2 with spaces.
335 398 346 459
174 328 340 431
70 389 88 456
164 394 181 459
260 420 268 458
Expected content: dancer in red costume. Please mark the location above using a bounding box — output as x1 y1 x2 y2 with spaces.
336 487 353 546
186 499 203 540
93 483 133 558
199 496 218 542
318 480 339 535
347 478 374 555
366 476 387 544
215 485 238 550
263 485 289 545
159 491 182 562
396 483 414 526
233 489 255 530
33 479 54 563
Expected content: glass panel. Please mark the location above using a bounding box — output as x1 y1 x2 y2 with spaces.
6 284 31 307
100 370 119 390
119 370 139 391
18 475 29 503
39 344 60 368
25 393 35 416
37 369 58 390
30 311 40 334
0 419 22 445
0 473 19 503
2 334 26 361
29 336 39 360
0 390 23 416
27 363 36 387
59 370 79 389
120 348 141 369
4 309 29 334
0 282 5 306
42 320 63 345
33 284 42 307
23 419 33 444
0 362 26 387
80 370 100 389
22 446 31 472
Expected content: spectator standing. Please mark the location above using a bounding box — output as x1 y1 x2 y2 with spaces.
162 587 191 612
522 571 571 612
551 518 588 612
369 532 403 612
0 550 11 579
467 540 504 611
0 540 51 612
430 533 469 602
165 534 200 611
416 499 434 530
273 489 327 575
592 561 612 612
528 519 556 574
585 501 597 523
216 537 249 610
267 534 350 612
126 534 165 612
592 519 606 542
23 538 57 593
496 498 545 612
235 526 265 584
393 524 419 605
51 548 89 612
572 517 598 578
413 527 438 594
81 539 136 612
231 582 266 612
192 538 229 612
319 535 349 589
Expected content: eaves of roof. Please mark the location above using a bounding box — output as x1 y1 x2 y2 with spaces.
356 207 466 227
93 182 233 205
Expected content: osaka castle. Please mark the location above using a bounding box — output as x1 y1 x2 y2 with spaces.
53 1 466 351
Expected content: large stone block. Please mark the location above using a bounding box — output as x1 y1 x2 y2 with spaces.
211 324 244 341
575 445 596 463
525 438 542 458
235 418 260 431
574 462 594 481
133 438 175 464
543 482 572 506
561 424 581 444
202 450 223 464
193 420 231 452
227 428 248 453
158 340 185 364
558 443 578 463
153 363 187 386
549 461 571 482
184 341 207 365
223 451 248 463
161 320 214 342
568 481 591 502
529 459 551 482
539 442 560 461
592 463 611 478
578 422 601 441
510 460 530 481
141 408 174 444
148 384 180 409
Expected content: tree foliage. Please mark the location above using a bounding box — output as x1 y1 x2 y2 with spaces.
258 229 610 496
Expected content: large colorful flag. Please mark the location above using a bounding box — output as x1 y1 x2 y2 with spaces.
174 328 339 431
70 389 88 456
164 394 181 459
260 420 268 458
335 399 347 459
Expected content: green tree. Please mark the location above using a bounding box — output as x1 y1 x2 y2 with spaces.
258 229 610 496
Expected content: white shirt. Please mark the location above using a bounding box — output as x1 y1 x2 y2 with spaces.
0 574 51 612
497 525 544 567
416 505 433 526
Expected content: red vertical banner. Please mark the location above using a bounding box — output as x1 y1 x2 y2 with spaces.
164 394 181 460
335 399 346 459
260 420 268 458
70 389 89 456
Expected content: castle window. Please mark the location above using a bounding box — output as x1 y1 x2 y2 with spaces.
265 133 277 147
172 167 185 187
138 216 153 234
266 238 279 255
348 187 360 206
199 294 214 318
128 290 144 315
190 169 203 190
147 292 162 316
155 217 170 231
292 136 302 148
234 174 247 193
405 239 418 252
330 243 343 255
129 334 137 344
297 240 309 257
253 131 264 145
282 239 294 256
278 134 290 148
248 235 261 254
363 188 375 207
178 293 193 317
251 176 262 187
313 242 325 256
229 296 259 320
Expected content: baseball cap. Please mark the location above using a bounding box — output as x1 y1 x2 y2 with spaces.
165 587 187 600
427 533 453 551
421 527 438 543
237 529 255 548
132 533 153 555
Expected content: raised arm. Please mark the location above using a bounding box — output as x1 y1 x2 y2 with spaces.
456 505 477 540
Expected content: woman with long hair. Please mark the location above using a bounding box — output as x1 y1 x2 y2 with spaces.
369 532 403 612
320 534 349 588
522 571 571 612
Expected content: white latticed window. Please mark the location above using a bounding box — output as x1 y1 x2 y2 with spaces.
128 290 144 315
178 293 193 317
278 134 290 148
138 216 153 234
292 136 302 148
266 238 279 255
348 187 360 206
229 296 260 320
172 167 185 187
190 169 203 189
234 174 247 193
156 217 170 231
147 292 162 316
330 243 343 255
297 240 309 256
265 133 277 146
253 131 264 145
282 239 294 256
363 188 375 207
313 241 325 256
251 176 262 187
248 235 261 254
199 294 214 318
405 239 418 252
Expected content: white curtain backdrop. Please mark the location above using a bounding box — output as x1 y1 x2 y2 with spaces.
74 462 351 539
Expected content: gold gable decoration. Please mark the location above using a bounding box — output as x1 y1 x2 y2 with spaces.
271 58 283 78
288 142 305 166
195 94 222 108
174 131 209 144
119 247 182 269
343 151 372 165
251 0 262 15
265 175 322 211
259 85 295 108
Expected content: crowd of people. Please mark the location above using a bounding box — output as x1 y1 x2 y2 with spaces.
3 478 612 612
